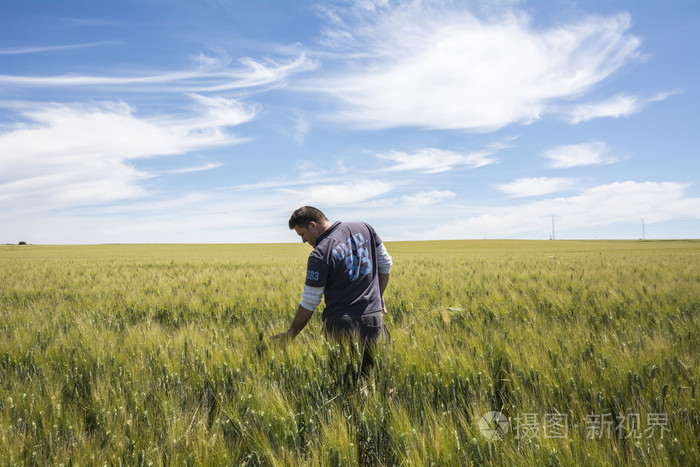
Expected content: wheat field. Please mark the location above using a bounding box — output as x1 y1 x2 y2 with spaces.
1 240 698 465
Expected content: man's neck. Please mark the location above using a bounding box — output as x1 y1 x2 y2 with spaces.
319 220 333 234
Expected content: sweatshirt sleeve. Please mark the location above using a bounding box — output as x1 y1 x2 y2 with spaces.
376 242 392 274
300 285 324 311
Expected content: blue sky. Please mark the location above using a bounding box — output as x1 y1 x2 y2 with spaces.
1 0 699 244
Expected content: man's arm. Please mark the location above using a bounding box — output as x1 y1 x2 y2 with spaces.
379 273 390 296
271 304 314 340
378 273 390 314
376 242 392 314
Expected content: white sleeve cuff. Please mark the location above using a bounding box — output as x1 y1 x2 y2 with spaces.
300 285 324 311
376 243 393 274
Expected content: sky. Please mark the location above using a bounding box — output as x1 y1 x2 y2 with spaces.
1 0 699 244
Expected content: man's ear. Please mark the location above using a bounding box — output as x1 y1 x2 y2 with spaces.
308 221 318 231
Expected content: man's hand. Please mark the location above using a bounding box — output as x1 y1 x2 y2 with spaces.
270 329 294 341
270 304 314 341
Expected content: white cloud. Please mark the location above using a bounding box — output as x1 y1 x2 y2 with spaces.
159 162 224 175
185 94 258 128
0 54 316 93
311 3 641 130
419 181 700 239
402 190 455 206
3 178 697 244
0 190 294 244
376 148 495 173
293 112 311 144
0 97 254 209
567 92 674 124
281 181 394 206
568 94 641 124
543 142 617 168
0 41 120 55
496 177 576 197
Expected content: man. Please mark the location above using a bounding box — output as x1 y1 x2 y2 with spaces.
272 206 392 375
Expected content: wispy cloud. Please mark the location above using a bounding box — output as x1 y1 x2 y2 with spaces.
0 190 295 244
0 97 253 210
4 178 696 244
543 142 618 168
309 3 641 130
293 111 311 144
419 181 700 239
376 148 496 173
0 41 120 55
180 94 258 128
159 162 224 175
496 177 577 197
225 162 349 193
282 181 394 206
0 54 316 93
401 190 455 206
567 92 674 124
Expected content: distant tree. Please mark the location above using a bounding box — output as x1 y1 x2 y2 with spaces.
18 241 27 245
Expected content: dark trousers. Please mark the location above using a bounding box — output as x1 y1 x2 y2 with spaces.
323 311 389 384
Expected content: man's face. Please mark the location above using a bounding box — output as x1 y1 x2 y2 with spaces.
294 222 321 247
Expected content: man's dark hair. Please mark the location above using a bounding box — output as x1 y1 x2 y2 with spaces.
289 206 328 229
